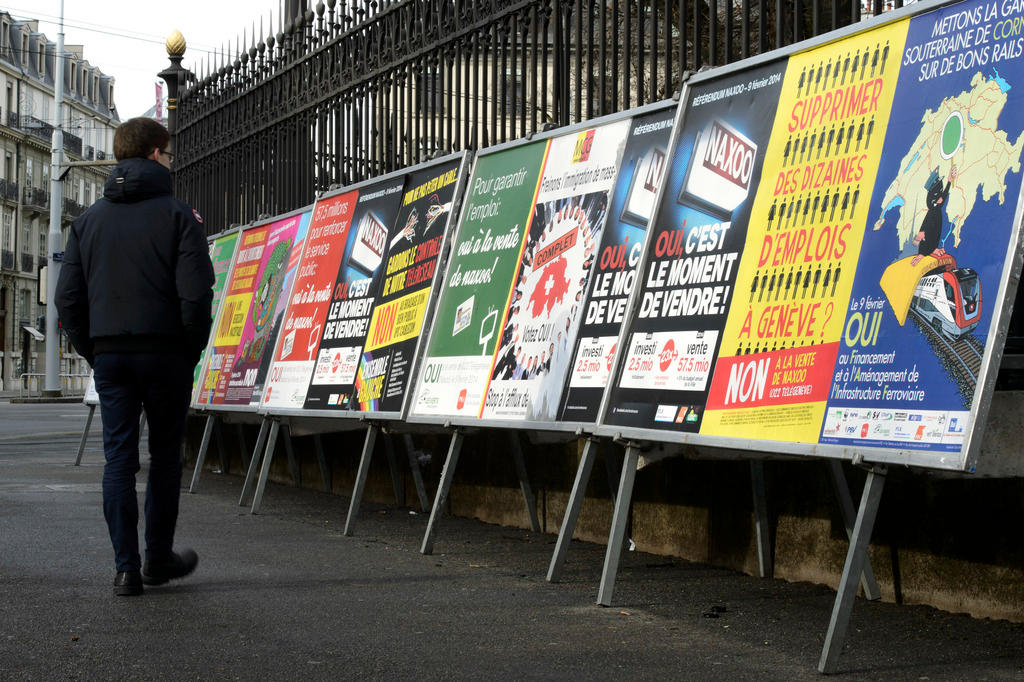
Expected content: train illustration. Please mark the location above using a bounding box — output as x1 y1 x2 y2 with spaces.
910 266 981 338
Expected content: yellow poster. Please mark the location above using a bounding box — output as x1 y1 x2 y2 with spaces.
701 20 910 441
213 292 253 348
362 288 430 352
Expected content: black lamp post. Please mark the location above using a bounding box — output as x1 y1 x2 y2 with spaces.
158 30 188 139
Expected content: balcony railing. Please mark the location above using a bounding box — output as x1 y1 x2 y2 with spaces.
1 249 13 270
0 179 18 202
6 111 17 128
63 197 86 218
96 150 106 161
63 131 83 157
20 252 32 272
19 116 85 157
22 115 53 144
84 145 94 160
22 186 48 210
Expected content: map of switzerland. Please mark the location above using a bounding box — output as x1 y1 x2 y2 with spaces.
873 71 1024 249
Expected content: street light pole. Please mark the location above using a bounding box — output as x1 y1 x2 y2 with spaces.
43 0 65 397
159 30 187 142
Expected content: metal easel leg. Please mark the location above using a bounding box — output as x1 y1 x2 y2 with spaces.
404 434 430 512
282 424 299 486
214 418 228 475
343 425 380 537
188 415 216 493
827 460 881 601
750 461 774 579
251 419 282 514
314 434 331 493
818 465 887 674
74 404 96 466
344 425 380 536
239 418 270 506
420 430 464 555
383 431 404 506
547 437 598 583
597 445 639 607
508 431 541 532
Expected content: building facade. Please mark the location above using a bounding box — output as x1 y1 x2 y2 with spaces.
0 12 119 389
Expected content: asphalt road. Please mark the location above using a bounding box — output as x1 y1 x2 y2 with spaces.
0 401 1022 679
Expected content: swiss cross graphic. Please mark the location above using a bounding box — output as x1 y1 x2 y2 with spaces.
528 256 570 319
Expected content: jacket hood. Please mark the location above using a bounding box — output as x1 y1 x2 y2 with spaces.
103 157 172 203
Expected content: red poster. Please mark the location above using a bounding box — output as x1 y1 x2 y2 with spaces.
262 191 359 409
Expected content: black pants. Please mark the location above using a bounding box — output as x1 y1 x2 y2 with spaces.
94 352 191 572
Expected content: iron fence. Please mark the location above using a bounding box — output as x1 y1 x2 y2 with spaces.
173 0 904 233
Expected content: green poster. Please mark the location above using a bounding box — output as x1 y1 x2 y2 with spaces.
411 140 549 418
193 231 240 389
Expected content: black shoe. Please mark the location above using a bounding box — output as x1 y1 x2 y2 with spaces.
114 570 143 596
142 549 199 586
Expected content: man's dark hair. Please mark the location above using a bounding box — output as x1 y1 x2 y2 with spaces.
113 117 170 161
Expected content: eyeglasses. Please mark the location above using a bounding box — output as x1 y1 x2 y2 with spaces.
159 149 175 161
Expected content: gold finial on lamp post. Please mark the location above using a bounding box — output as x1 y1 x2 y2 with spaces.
159 31 187 137
166 29 186 57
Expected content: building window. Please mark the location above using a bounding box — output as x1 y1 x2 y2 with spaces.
21 288 31 327
37 231 45 258
4 151 12 182
37 39 44 74
21 217 30 254
21 35 27 67
24 157 33 188
2 209 12 251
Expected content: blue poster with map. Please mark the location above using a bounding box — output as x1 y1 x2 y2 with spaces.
821 0 1024 453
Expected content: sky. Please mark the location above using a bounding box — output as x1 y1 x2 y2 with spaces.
4 1 290 118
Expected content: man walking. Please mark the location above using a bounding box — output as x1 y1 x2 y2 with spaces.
56 117 214 596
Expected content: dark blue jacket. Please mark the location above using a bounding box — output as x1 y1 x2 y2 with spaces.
55 157 214 365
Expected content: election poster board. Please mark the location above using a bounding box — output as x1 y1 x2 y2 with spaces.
409 111 659 428
195 222 272 407
408 140 550 421
260 190 359 411
557 104 677 423
258 157 472 419
300 175 407 410
353 154 469 417
817 0 1024 467
479 117 633 421
219 209 311 407
596 0 1024 472
190 228 241 399
601 62 788 434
